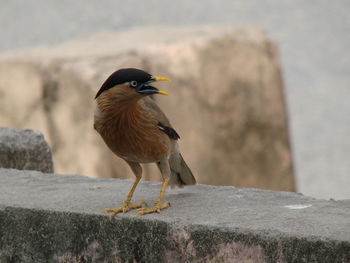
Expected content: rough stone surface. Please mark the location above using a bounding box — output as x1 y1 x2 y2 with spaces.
0 26 294 191
0 127 53 173
0 169 349 263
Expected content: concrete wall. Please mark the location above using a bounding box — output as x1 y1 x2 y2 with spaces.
0 128 349 262
0 169 349 262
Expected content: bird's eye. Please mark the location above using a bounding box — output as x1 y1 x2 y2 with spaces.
130 81 138 87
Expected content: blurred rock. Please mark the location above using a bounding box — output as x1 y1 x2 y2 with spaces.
0 26 294 191
0 127 53 173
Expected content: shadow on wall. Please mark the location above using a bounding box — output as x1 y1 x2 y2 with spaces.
0 26 295 192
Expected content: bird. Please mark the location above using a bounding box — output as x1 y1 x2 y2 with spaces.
94 68 196 217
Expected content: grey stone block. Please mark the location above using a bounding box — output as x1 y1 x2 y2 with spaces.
0 127 53 173
0 27 295 191
0 169 349 262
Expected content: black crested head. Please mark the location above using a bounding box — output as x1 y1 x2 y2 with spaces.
95 68 152 99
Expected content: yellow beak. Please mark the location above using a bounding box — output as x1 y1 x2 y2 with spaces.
154 76 170 82
153 76 170 95
157 90 169 96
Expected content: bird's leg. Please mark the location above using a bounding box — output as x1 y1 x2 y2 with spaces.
137 159 171 215
136 178 170 215
101 162 147 219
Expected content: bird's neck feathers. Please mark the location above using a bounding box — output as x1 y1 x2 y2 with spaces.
96 85 146 127
97 84 140 106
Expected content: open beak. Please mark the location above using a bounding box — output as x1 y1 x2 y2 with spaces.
149 75 170 95
136 75 170 96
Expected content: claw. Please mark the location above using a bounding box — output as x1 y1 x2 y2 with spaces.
101 200 148 219
136 201 170 216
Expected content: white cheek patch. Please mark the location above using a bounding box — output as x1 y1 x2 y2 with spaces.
284 204 312 210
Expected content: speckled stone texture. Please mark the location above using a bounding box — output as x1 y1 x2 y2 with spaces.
0 169 349 262
0 127 53 173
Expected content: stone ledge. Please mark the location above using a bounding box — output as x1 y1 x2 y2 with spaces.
0 169 349 262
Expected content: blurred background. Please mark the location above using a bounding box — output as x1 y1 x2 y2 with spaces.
0 0 349 199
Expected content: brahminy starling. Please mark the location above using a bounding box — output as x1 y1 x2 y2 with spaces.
94 68 196 217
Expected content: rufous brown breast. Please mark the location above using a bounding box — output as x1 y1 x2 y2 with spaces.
94 86 170 163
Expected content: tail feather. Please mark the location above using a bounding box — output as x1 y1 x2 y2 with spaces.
168 153 196 188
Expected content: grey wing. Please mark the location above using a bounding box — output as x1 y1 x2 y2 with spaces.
143 97 180 140
143 98 196 187
143 97 171 127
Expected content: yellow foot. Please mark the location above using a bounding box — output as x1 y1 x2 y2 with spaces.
101 201 147 219
136 201 171 215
